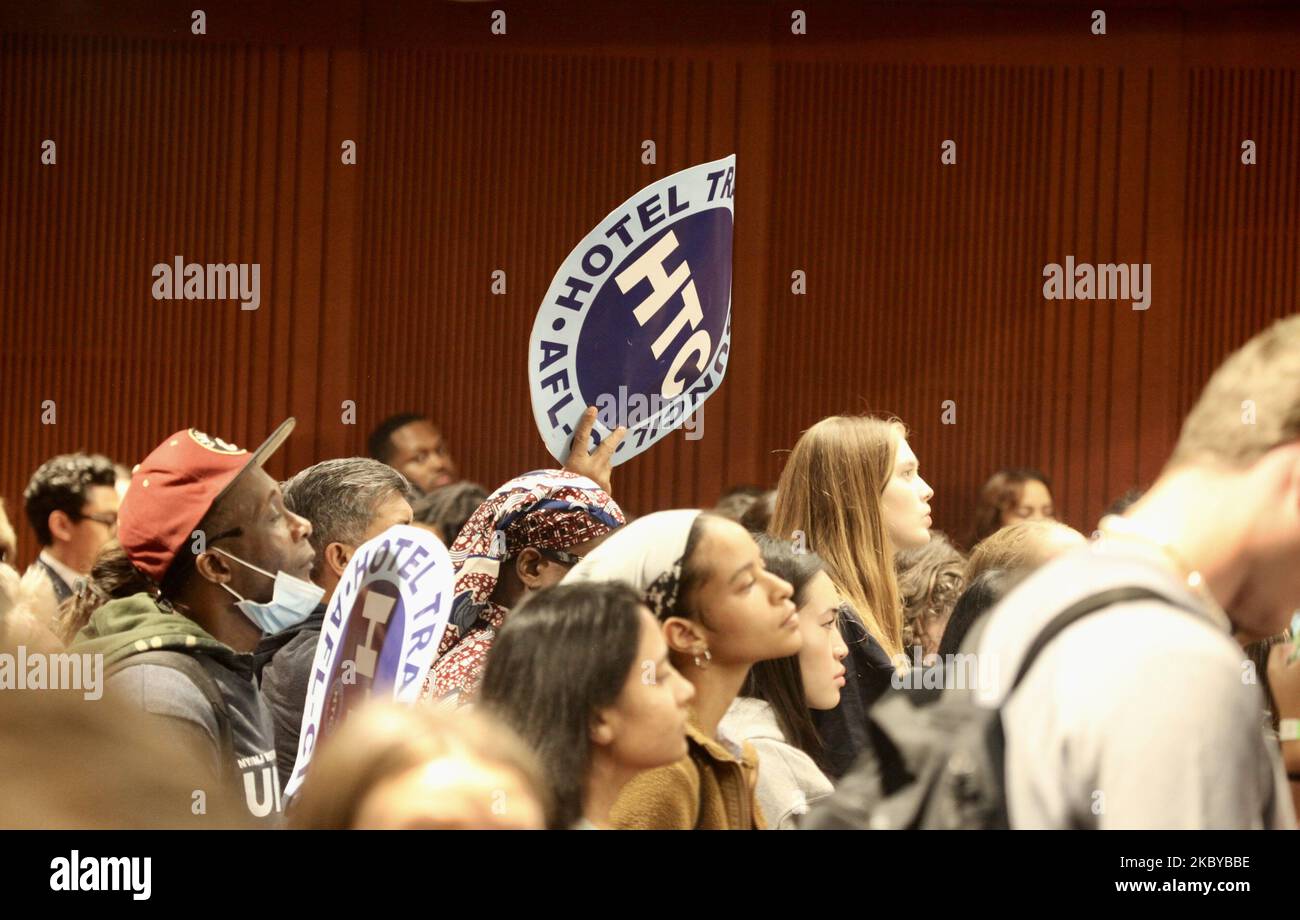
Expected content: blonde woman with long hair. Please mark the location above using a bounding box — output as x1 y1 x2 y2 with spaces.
770 415 935 776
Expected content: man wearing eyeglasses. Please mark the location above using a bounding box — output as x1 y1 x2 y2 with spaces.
22 453 119 602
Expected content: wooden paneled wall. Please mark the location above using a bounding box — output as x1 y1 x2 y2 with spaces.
2 1 1297 565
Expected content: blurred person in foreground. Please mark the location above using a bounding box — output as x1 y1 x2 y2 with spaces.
0 689 249 829
290 701 548 829
0 499 61 650
966 519 1087 582
974 314 1300 828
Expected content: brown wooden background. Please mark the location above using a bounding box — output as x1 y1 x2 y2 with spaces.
2 0 1298 565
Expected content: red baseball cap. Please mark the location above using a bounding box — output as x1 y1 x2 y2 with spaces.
118 418 296 582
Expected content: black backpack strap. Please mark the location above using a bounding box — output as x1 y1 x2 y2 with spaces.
1008 586 1200 695
110 650 236 770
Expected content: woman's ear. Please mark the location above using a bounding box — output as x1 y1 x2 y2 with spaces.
515 547 552 589
590 708 616 748
662 616 704 656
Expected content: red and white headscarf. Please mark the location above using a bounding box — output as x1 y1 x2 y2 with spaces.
421 469 624 706
447 469 624 630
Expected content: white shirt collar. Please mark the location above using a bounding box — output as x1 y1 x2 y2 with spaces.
38 548 85 591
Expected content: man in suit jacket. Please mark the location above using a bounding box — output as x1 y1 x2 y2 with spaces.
23 453 119 603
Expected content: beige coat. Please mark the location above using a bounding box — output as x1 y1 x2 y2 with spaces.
610 722 766 830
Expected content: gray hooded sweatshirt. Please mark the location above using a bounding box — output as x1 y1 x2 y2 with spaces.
719 697 834 829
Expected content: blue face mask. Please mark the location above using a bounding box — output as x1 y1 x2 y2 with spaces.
212 547 325 635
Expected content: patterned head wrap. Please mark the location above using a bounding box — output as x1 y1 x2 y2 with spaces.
561 509 704 620
448 470 624 632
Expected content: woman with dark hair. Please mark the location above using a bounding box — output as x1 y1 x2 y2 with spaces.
563 510 802 829
738 489 776 534
970 468 1056 546
479 582 695 829
410 481 489 546
719 535 848 828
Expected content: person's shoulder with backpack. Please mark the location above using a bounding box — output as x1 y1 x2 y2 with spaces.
71 592 284 824
803 543 1289 829
981 543 1293 829
107 651 230 774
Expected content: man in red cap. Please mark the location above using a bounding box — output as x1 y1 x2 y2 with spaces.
70 419 317 824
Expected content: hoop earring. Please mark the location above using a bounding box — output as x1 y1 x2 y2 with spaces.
693 649 712 669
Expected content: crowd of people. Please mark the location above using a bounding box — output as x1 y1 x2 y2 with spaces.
1 313 1299 829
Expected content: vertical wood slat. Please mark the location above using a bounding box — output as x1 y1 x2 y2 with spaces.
2 5 1298 565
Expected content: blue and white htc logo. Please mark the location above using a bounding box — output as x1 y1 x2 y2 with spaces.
529 154 736 465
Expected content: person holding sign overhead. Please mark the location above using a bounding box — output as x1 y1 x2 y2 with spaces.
420 459 626 708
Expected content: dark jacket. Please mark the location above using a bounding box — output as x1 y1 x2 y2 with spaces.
70 593 283 825
253 604 326 791
811 605 896 779
34 557 74 603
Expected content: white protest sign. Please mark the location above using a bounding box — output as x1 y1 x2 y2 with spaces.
283 524 453 798
529 155 736 465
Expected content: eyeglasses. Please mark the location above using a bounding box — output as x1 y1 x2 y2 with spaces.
539 547 585 567
72 510 118 531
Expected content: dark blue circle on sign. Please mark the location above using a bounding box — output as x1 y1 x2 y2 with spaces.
575 208 733 411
